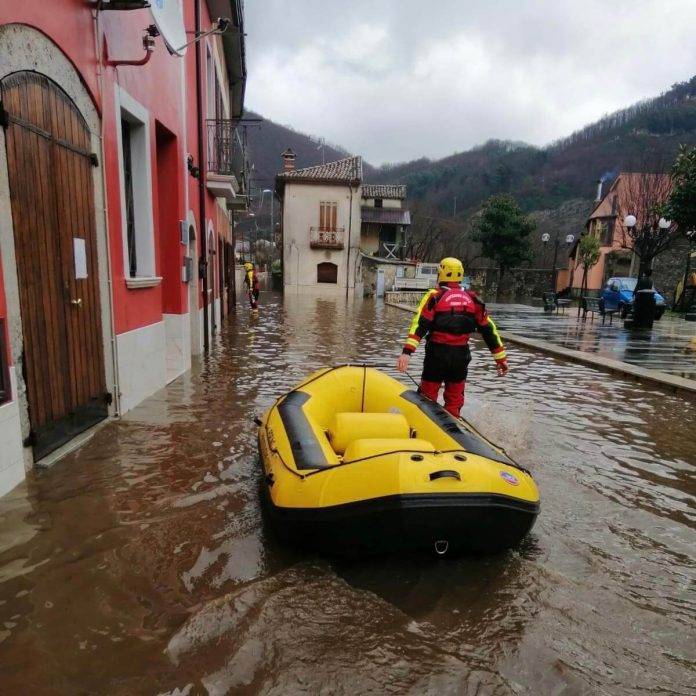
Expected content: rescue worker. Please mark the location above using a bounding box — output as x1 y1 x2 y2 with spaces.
396 257 508 417
243 261 260 312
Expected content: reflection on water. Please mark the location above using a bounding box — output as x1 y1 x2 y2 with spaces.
0 293 694 695
490 303 696 379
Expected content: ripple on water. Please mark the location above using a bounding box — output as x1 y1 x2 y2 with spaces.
0 293 693 695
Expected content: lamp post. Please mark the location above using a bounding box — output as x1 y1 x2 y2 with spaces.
262 188 274 245
542 231 574 292
681 229 696 312
623 214 638 277
245 211 255 264
623 214 670 277
623 213 663 328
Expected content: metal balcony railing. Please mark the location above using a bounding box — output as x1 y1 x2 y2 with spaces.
206 119 247 185
310 227 345 249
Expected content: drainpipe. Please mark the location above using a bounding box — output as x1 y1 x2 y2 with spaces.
195 0 209 352
229 208 237 309
345 183 355 301
93 6 122 417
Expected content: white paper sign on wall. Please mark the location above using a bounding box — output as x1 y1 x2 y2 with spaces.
74 238 87 279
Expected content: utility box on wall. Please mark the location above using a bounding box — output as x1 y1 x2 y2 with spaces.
180 220 188 246
182 256 193 283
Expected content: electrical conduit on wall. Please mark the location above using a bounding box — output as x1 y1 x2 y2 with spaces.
93 6 121 416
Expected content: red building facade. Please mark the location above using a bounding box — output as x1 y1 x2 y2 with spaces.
0 1 247 495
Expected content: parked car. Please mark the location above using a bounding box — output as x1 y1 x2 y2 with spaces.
601 277 666 319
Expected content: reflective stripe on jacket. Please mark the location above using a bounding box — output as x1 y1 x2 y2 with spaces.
402 283 506 361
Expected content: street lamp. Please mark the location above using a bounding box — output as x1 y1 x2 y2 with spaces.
243 211 255 264
261 188 274 243
658 217 671 230
623 214 637 230
542 231 574 292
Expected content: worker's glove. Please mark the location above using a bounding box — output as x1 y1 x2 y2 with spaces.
496 359 509 376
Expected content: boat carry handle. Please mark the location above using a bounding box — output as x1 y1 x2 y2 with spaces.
429 470 461 482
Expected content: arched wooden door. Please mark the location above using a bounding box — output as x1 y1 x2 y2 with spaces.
1 71 107 460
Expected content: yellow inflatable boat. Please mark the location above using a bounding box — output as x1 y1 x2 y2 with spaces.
257 365 539 556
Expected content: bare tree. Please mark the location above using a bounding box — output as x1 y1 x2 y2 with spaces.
619 171 683 276
405 210 450 261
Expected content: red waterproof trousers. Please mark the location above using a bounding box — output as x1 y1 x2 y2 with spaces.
418 342 471 417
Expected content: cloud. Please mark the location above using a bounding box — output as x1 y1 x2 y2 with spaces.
243 0 696 165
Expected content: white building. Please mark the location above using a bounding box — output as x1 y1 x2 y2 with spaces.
276 151 410 296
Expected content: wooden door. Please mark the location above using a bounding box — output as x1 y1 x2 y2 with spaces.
317 262 338 284
1 71 107 460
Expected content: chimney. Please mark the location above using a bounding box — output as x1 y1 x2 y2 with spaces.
595 179 603 202
281 147 296 172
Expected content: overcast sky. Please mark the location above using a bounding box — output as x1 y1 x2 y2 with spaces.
244 1 696 165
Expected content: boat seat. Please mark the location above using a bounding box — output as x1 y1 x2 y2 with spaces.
329 412 410 454
343 438 434 462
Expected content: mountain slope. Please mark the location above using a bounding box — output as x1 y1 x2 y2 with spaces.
367 76 696 215
245 77 696 265
244 110 377 195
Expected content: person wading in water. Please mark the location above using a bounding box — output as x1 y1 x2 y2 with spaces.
244 261 260 313
396 257 508 417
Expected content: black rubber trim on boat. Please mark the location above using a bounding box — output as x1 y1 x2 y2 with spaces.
277 391 332 470
267 492 540 520
400 390 515 466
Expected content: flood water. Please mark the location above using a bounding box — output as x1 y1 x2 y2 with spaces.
0 293 694 695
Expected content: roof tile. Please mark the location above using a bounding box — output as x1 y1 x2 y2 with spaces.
278 155 362 183
361 184 407 200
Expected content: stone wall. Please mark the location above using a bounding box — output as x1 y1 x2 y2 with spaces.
385 268 555 304
652 237 691 306
467 267 554 302
384 291 421 305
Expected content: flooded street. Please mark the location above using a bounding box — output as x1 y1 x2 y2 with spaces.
0 292 694 695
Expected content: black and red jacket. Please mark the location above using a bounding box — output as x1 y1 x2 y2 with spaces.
402 282 506 362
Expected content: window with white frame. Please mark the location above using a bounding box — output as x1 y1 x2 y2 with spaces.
116 87 156 280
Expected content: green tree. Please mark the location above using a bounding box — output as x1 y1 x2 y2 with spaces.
577 233 601 314
667 144 696 232
667 145 696 309
472 195 535 278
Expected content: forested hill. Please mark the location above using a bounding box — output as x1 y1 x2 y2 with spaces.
367 76 696 216
245 76 696 265
244 110 377 193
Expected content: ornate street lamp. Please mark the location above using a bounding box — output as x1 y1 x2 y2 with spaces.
542 231 574 292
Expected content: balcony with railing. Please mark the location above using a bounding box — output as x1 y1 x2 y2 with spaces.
310 227 345 250
206 119 248 205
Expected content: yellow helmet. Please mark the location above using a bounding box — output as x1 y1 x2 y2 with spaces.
244 262 254 271
437 257 464 283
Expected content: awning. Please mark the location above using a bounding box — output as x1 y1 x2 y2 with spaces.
360 207 411 225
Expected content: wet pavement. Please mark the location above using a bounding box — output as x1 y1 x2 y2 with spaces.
488 303 696 380
0 292 694 695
